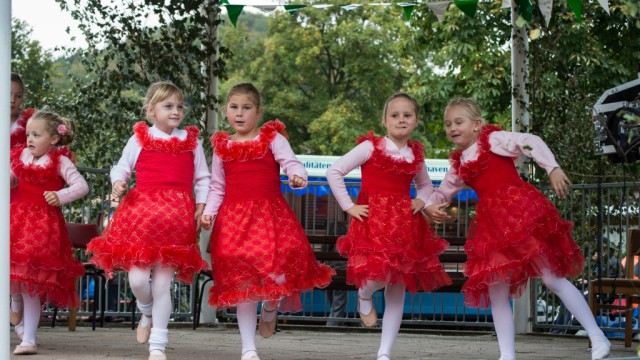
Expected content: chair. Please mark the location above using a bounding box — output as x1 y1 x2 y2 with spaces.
193 239 213 329
589 229 640 347
53 223 136 331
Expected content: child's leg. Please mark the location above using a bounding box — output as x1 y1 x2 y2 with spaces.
359 280 386 315
129 266 153 327
12 293 25 339
377 283 406 359
540 269 607 340
148 265 175 356
237 301 259 359
11 293 23 314
261 300 278 323
20 293 41 346
488 282 516 360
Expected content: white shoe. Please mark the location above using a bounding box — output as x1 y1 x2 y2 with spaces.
591 337 611 360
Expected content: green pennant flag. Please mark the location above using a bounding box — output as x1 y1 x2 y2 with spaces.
284 4 306 16
515 0 533 23
454 0 478 18
401 4 415 21
566 0 583 23
220 0 229 4
225 5 244 28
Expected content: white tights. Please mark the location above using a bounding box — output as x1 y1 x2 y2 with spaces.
489 268 606 360
128 265 175 354
13 293 40 346
237 301 259 359
359 280 406 359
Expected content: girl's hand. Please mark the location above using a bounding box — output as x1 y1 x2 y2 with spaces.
111 180 127 199
346 204 369 222
289 175 307 189
411 198 425 215
195 204 205 232
43 191 60 206
549 168 572 199
201 215 213 230
424 203 451 224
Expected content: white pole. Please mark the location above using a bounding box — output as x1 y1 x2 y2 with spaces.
206 2 219 134
1 0 12 355
197 1 221 325
511 4 532 335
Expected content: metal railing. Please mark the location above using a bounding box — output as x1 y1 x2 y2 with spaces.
55 168 639 333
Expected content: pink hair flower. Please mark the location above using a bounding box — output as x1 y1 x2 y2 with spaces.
57 124 68 135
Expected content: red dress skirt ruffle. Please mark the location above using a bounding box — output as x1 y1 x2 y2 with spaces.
10 199 84 308
337 191 452 293
87 187 209 284
210 196 335 311
462 182 584 308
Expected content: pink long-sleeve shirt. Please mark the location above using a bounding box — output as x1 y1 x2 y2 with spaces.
326 137 434 212
426 131 560 206
203 132 308 218
110 125 211 204
10 149 89 205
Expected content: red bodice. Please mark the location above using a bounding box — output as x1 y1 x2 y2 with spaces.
133 122 198 191
10 146 68 205
358 132 424 196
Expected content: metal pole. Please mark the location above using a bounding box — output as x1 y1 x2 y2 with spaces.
510 2 532 335
1 0 12 355
206 1 220 134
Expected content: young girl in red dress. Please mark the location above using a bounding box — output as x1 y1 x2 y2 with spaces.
10 110 88 355
10 73 36 148
201 83 334 360
87 81 210 360
425 98 611 360
326 93 452 360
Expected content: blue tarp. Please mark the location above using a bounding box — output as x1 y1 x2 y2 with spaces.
280 176 478 201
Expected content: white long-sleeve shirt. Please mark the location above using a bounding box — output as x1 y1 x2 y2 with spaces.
203 132 307 217
326 137 433 211
110 125 211 204
11 148 89 205
427 130 560 205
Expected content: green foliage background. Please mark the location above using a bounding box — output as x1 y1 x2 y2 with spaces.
10 0 640 183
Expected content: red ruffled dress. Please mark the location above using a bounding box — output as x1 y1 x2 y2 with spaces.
87 122 210 284
10 145 85 307
11 108 36 148
452 125 585 308
337 133 452 293
208 120 334 310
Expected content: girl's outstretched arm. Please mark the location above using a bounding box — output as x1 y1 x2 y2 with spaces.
326 141 373 212
424 202 451 224
549 167 572 199
55 155 89 205
272 133 308 189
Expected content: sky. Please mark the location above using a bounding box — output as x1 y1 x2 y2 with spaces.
11 0 85 53
10 0 276 55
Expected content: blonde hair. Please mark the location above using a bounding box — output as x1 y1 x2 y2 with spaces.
225 83 262 109
144 81 185 122
445 98 486 126
381 93 420 126
30 110 76 146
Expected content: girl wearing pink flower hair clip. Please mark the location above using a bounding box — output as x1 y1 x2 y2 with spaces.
10 110 88 355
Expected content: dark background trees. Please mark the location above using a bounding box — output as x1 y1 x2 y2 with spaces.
11 0 640 181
